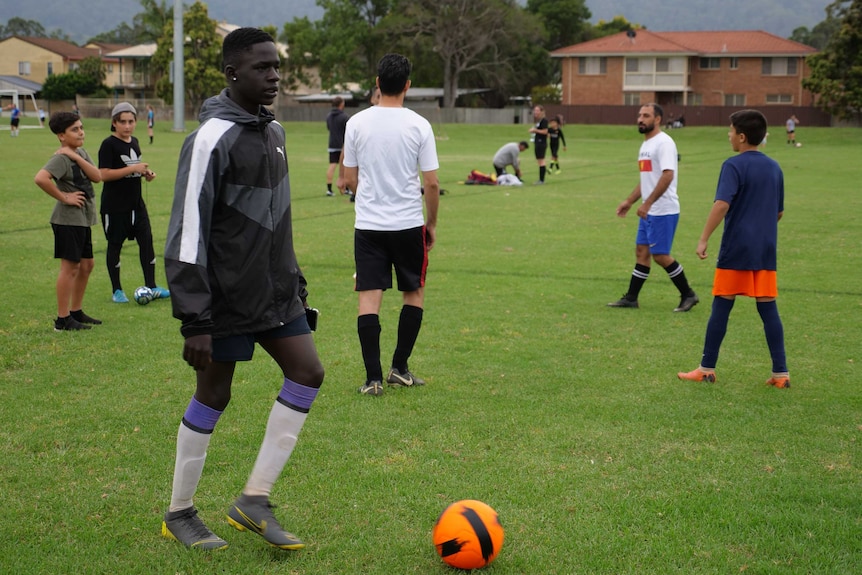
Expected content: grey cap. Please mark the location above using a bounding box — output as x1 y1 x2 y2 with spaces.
111 102 137 117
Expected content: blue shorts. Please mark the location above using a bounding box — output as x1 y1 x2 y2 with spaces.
212 313 311 362
635 213 679 255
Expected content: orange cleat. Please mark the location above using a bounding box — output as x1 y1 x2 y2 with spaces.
677 368 716 383
766 376 790 389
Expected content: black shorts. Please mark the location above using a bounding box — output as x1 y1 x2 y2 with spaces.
328 150 341 164
52 224 93 262
550 143 560 157
354 226 427 292
102 209 151 244
11 118 20 127
534 142 547 160
212 314 311 362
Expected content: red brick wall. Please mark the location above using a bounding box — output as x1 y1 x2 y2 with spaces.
559 55 815 108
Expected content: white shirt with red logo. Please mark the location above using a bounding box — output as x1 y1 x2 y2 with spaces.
637 131 679 216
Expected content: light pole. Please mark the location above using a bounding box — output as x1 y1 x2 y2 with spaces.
172 0 184 131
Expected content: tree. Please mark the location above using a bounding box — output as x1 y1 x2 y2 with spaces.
281 0 393 93
132 0 172 43
86 0 170 45
281 16 324 92
151 1 224 112
41 73 88 101
525 0 591 50
387 0 544 108
0 17 47 38
77 56 106 88
803 0 862 121
590 15 645 39
789 10 841 49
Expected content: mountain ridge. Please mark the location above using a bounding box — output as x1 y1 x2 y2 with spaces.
5 0 830 46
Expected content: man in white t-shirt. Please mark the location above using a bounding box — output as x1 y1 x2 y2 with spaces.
342 53 440 397
607 103 698 312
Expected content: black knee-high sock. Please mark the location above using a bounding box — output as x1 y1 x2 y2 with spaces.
757 300 787 373
664 260 694 296
626 263 650 301
138 231 157 288
539 166 546 182
357 314 382 382
106 242 123 292
391 305 423 372
702 296 734 369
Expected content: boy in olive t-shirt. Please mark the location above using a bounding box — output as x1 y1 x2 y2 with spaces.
34 112 103 331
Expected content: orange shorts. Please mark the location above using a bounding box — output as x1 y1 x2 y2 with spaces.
712 269 777 298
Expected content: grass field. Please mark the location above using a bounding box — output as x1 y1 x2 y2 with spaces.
0 113 860 574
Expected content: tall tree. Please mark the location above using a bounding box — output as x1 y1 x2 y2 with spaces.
282 0 393 93
132 0 172 43
0 17 47 38
151 1 224 112
803 0 862 121
387 0 543 108
525 0 591 50
789 8 841 50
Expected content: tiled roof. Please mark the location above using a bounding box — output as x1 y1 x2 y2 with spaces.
551 30 817 57
9 36 99 61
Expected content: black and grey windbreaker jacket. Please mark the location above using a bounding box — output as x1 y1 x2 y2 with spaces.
164 90 306 339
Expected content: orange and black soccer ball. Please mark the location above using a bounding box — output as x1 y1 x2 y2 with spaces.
432 500 504 570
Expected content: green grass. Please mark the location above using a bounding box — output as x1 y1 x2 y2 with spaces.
0 117 860 574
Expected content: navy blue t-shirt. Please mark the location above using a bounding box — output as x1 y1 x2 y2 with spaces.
714 151 784 271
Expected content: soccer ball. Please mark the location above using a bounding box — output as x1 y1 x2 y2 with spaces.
134 286 154 305
432 500 504 570
795 142 802 147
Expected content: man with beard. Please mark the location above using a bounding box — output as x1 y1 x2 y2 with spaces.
607 103 698 312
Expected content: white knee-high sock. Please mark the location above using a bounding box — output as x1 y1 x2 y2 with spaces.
243 400 308 497
169 423 212 512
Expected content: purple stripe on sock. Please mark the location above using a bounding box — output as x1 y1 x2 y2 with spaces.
278 378 318 411
182 397 223 432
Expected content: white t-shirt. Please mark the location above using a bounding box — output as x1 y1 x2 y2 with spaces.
343 106 439 231
637 131 679 216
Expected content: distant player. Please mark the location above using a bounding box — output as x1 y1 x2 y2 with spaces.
325 96 348 196
678 109 789 388
547 116 566 174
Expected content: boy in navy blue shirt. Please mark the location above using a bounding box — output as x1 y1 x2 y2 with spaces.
678 109 789 388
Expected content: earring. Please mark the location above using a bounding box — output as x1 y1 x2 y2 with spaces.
232 76 237 81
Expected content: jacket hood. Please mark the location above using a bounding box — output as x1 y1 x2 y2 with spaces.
199 89 275 127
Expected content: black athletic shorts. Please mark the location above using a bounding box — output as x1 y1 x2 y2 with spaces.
11 118 20 127
534 142 547 160
354 226 427 292
52 224 93 262
102 208 151 244
328 150 341 164
212 313 311 362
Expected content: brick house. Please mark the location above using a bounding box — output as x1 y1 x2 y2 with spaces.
550 29 818 117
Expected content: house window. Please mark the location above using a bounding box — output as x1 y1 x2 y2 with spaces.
689 93 703 105
724 94 746 106
699 57 721 70
729 57 739 69
656 58 670 72
18 61 31 76
47 62 53 76
762 57 798 76
766 94 793 104
578 57 606 75
106 64 114 73
624 93 640 106
625 58 640 72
